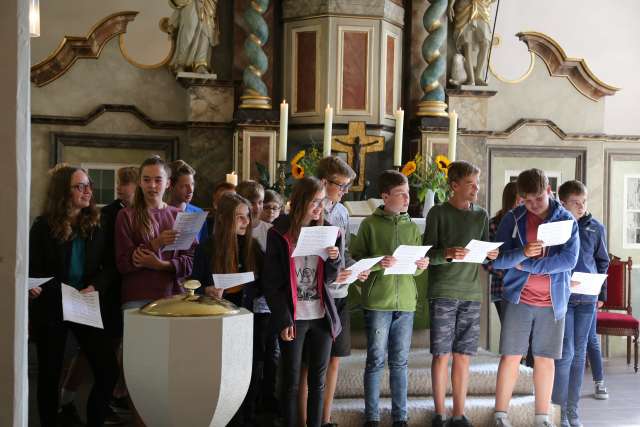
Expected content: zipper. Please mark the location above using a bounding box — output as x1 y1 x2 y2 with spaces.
395 215 399 310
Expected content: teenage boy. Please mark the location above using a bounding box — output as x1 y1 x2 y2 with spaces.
423 161 499 427
492 169 580 427
168 160 207 242
350 170 429 427
552 180 609 427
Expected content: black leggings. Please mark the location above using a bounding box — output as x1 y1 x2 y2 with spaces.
280 318 333 427
34 318 118 427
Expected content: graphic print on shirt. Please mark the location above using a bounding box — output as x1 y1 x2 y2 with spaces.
296 256 318 301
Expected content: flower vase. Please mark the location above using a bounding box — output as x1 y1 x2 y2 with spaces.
422 189 436 218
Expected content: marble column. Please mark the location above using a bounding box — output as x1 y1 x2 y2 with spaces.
239 0 272 109
0 0 29 424
416 0 448 118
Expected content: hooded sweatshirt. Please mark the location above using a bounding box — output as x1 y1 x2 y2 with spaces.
570 212 609 303
349 207 425 312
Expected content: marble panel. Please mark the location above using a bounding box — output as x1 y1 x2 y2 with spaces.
385 35 395 116
296 31 317 113
187 85 234 122
342 31 369 111
448 95 489 130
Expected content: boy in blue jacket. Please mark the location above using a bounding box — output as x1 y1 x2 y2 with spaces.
491 169 580 427
551 180 609 427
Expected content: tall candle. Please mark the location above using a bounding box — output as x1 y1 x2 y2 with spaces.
323 104 333 157
393 108 404 166
226 171 238 186
448 110 458 162
278 100 288 162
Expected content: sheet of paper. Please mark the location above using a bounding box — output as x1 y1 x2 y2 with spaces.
29 277 53 290
162 211 209 251
452 240 503 264
334 257 384 285
537 219 574 247
61 284 104 329
344 201 372 217
212 272 255 290
570 272 608 296
291 226 340 260
384 245 431 275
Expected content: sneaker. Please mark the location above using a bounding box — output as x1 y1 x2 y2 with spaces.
450 416 474 427
594 381 609 400
104 406 125 425
534 421 556 427
58 402 84 427
431 414 447 427
392 422 408 427
565 408 583 427
494 416 513 427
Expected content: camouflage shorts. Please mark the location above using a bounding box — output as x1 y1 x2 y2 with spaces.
429 298 481 356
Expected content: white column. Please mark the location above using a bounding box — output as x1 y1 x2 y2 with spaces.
0 0 30 425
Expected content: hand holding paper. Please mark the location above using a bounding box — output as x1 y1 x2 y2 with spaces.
291 226 340 260
570 272 607 296
384 245 431 275
334 257 384 285
452 240 503 264
212 272 255 290
163 211 208 251
537 220 574 247
29 277 53 290
61 284 104 329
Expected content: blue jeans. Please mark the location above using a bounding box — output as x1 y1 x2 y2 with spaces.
587 308 605 382
552 301 596 410
363 310 414 422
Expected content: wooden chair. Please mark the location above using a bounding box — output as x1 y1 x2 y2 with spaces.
596 256 638 372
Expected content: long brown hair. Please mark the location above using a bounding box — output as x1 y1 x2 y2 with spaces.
43 164 100 241
211 193 257 274
495 181 519 223
288 176 325 242
132 156 171 240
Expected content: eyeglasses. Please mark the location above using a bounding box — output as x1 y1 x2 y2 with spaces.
328 179 351 192
263 205 282 211
71 182 92 193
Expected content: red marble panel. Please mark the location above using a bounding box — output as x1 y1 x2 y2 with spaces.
342 31 368 111
385 35 395 115
296 31 317 113
249 136 271 181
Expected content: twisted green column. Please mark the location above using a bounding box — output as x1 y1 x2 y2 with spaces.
239 0 271 109
416 0 448 117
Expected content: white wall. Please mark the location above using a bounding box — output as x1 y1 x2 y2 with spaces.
490 0 640 135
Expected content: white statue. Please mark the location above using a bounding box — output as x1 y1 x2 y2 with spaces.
448 0 496 86
167 0 220 74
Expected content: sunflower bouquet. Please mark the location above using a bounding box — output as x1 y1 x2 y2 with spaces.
290 145 322 179
401 153 450 203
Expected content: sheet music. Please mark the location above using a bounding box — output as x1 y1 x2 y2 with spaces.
162 211 208 251
452 240 503 264
212 272 255 290
334 257 384 285
384 245 431 275
61 284 104 329
291 226 340 260
570 272 608 296
29 277 53 290
537 219 574 247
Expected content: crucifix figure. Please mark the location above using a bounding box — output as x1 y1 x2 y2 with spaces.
332 121 385 192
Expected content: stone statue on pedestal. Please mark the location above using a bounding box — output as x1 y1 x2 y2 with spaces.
167 0 220 75
448 0 496 86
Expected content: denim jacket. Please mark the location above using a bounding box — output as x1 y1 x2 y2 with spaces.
493 198 580 320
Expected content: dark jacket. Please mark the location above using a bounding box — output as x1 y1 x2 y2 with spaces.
493 198 580 320
262 215 342 338
100 199 126 334
29 215 117 325
190 234 263 309
571 213 609 303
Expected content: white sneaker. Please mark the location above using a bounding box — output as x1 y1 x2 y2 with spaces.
534 420 556 427
594 381 609 400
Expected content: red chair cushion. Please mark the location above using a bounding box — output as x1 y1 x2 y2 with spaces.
604 261 625 308
597 311 639 330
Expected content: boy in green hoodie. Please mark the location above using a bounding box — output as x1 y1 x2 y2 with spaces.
424 161 499 427
350 170 429 427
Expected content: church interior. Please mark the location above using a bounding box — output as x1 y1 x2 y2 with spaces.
2 1 640 426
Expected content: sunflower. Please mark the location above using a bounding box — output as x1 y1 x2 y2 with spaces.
291 163 305 179
435 155 451 175
290 150 305 166
401 161 417 177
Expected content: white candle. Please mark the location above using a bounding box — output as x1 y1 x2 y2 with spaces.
226 171 238 186
448 110 458 162
278 100 288 162
393 108 404 166
323 104 333 157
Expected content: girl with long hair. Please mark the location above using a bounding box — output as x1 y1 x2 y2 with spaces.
263 177 344 427
29 165 118 426
114 156 195 309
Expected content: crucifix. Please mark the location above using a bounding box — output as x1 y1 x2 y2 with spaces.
332 121 385 192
